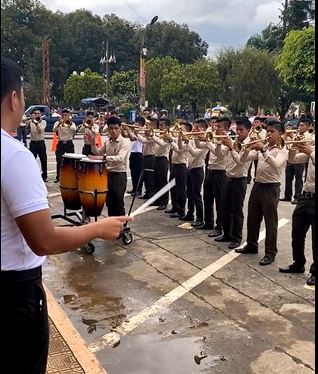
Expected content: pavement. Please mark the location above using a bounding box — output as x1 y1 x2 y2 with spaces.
31 137 315 374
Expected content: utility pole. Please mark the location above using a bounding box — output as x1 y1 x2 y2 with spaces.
42 39 50 106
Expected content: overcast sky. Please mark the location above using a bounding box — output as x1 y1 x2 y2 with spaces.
41 0 282 55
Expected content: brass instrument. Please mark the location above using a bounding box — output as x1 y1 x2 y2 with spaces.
178 131 214 142
60 118 72 127
237 137 269 151
32 116 42 125
283 129 297 141
248 125 263 141
308 125 315 134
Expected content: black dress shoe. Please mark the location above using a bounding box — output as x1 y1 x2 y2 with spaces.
157 205 167 210
228 241 241 249
235 245 258 254
170 212 182 218
54 178 59 183
214 236 231 242
208 229 222 238
179 214 194 221
291 198 299 205
279 263 305 273
165 208 177 214
196 223 214 230
306 275 315 286
259 256 275 266
192 221 205 228
150 202 159 206
279 197 291 202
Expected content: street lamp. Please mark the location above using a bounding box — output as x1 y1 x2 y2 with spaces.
139 16 158 108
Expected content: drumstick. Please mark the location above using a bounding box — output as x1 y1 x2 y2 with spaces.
130 179 176 217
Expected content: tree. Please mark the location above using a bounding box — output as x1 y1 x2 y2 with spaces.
146 56 180 109
160 59 220 118
276 27 315 93
63 69 107 107
110 70 138 97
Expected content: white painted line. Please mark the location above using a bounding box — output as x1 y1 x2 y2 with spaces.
48 192 61 198
124 193 130 198
47 162 57 165
304 284 315 291
89 218 289 352
47 170 56 174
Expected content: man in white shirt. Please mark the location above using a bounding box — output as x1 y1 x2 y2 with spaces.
279 145 315 286
235 121 288 266
1 57 131 374
28 108 48 182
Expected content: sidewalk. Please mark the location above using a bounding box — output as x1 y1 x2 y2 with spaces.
45 286 107 374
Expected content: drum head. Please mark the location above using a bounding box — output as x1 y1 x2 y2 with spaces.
80 158 106 163
63 153 85 159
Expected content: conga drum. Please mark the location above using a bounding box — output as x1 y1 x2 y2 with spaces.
77 158 108 217
59 153 85 210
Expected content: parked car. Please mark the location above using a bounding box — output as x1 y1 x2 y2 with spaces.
24 105 85 131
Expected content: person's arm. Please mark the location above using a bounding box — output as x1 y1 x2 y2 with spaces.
91 143 107 156
194 138 209 149
240 149 258 162
70 122 77 136
40 120 47 132
52 121 60 132
91 124 99 136
136 133 149 143
288 148 310 164
153 136 167 147
214 143 229 157
106 139 130 163
260 147 288 168
16 210 131 255
126 129 137 141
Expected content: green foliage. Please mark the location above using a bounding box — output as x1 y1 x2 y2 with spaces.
63 69 107 107
111 70 138 96
276 27 315 93
216 48 280 115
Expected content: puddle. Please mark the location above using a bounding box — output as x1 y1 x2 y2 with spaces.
99 334 223 374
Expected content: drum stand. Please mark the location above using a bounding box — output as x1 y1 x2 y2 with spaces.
51 207 95 254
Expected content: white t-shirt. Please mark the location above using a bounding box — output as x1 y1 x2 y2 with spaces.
1 128 49 270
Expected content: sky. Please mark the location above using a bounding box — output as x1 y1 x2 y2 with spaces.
40 0 282 56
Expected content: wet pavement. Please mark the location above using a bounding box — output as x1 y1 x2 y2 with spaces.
39 137 315 374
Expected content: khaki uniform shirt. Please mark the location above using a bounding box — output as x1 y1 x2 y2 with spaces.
289 149 315 193
29 120 47 141
53 120 76 141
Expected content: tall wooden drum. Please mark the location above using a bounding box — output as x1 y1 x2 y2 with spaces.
59 153 85 210
77 158 108 217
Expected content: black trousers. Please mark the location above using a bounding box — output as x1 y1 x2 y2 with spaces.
30 140 47 180
187 167 204 220
247 160 258 182
129 152 143 193
203 169 226 229
222 177 247 242
106 172 127 216
82 144 93 156
284 163 304 200
142 155 155 197
246 183 280 258
55 141 75 180
154 156 169 206
292 197 316 274
17 125 28 146
1 267 49 374
170 163 187 215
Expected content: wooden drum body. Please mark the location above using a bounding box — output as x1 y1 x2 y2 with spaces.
77 158 108 217
59 153 85 210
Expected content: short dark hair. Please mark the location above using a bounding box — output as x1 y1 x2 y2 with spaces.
194 118 208 130
267 120 285 134
107 115 121 126
136 116 146 126
209 116 218 121
236 118 251 130
61 108 70 114
1 57 23 103
86 110 94 116
160 117 170 126
254 116 262 122
182 122 192 132
298 118 312 126
151 118 159 127
216 116 231 130
110 110 118 116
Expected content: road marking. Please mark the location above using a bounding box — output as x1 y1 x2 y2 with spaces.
178 222 193 230
304 284 315 291
48 192 61 198
89 218 289 352
47 170 56 174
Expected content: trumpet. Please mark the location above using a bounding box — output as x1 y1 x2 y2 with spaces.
59 118 72 127
179 131 214 142
248 125 263 140
308 125 315 134
238 137 269 151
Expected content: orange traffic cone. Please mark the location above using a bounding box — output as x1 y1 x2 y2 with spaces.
96 133 102 147
51 132 58 152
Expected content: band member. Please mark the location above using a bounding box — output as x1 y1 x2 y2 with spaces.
16 117 28 147
87 116 130 216
195 117 230 237
77 111 99 156
236 121 288 266
96 112 107 133
52 109 76 183
279 144 315 286
247 116 267 183
181 119 208 226
135 117 155 199
168 121 191 218
29 109 48 182
152 117 171 210
214 119 251 249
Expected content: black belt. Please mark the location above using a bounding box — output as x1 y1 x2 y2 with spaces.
108 171 126 176
227 176 246 182
208 169 226 174
58 140 73 144
143 155 154 158
301 191 315 199
30 140 45 143
254 182 280 187
1 266 42 282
